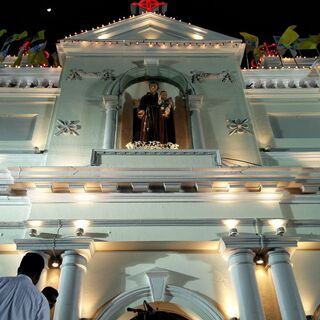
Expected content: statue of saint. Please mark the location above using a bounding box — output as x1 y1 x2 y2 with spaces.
137 83 175 144
158 90 175 144
137 81 160 142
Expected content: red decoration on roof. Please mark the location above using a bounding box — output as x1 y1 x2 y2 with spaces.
131 0 168 12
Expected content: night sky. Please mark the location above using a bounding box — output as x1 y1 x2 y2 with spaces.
1 0 318 53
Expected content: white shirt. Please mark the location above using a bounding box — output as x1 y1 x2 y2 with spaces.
0 274 50 320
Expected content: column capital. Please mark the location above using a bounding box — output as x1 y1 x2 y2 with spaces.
187 95 204 110
220 235 299 253
102 95 119 111
15 238 95 261
61 250 88 271
267 248 293 266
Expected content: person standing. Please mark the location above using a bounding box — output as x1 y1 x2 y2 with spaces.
0 252 50 320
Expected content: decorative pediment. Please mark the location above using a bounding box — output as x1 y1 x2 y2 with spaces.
67 12 240 42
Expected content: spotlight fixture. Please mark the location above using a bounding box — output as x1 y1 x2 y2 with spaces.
48 255 62 269
229 228 238 237
254 254 265 265
29 228 38 237
276 226 285 236
76 227 85 237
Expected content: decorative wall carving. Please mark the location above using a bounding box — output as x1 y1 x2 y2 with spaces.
190 70 233 83
54 120 81 136
66 68 115 81
227 119 252 136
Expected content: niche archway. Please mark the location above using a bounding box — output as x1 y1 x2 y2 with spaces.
118 81 192 149
103 65 195 149
95 285 224 320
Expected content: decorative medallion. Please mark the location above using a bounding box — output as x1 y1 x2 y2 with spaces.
227 119 252 136
54 120 81 136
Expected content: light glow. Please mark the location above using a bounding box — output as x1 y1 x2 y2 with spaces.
28 220 43 228
73 220 90 229
223 219 239 229
269 219 287 229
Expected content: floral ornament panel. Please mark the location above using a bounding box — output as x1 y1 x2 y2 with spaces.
66 68 115 81
227 119 253 136
190 70 233 83
126 141 179 150
55 120 81 136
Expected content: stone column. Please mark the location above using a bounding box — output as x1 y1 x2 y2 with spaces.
188 95 205 149
102 95 119 149
267 249 305 320
227 249 266 320
53 250 88 320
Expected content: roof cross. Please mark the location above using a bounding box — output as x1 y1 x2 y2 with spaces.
131 0 168 14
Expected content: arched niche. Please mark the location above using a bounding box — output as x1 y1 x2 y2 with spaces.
118 81 192 149
94 285 224 320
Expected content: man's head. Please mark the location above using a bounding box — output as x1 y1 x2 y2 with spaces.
42 286 59 309
149 82 158 94
17 252 45 285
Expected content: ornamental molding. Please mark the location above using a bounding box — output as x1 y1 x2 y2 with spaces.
66 68 116 81
4 218 320 230
7 165 320 183
95 285 224 320
0 68 60 88
245 88 320 102
242 69 319 90
3 191 320 205
58 41 245 58
0 88 61 100
244 78 319 89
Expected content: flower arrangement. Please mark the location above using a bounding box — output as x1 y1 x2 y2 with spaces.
126 141 179 150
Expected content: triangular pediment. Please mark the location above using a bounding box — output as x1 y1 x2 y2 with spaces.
67 12 240 42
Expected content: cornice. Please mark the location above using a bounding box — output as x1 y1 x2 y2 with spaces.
220 235 299 251
2 218 320 229
0 67 61 89
0 88 61 100
2 165 320 197
14 238 95 257
242 68 319 90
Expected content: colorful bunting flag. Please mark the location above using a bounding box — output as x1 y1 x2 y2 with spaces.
0 29 7 37
240 32 259 53
0 31 28 63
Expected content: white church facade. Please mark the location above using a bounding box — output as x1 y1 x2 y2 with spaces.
0 10 320 320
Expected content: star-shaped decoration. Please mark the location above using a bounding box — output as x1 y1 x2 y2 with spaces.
227 119 252 136
54 120 81 136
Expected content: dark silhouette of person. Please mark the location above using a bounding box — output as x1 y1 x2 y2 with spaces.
0 252 50 319
42 286 59 309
